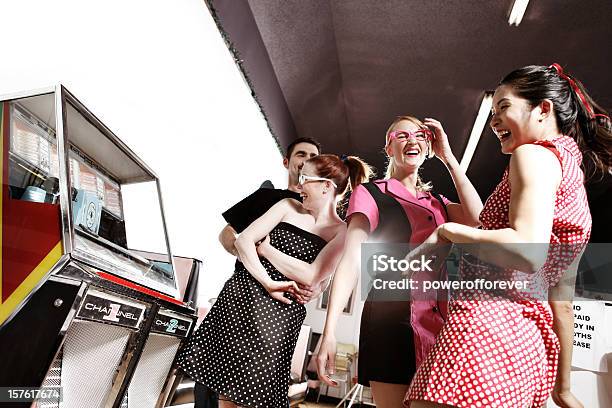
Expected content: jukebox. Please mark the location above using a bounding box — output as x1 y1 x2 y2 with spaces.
0 86 199 408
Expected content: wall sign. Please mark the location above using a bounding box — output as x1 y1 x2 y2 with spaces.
572 299 610 372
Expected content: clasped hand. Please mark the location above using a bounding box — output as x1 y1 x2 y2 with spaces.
402 225 451 278
257 235 323 304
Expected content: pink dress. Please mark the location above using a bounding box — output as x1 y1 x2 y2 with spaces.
405 136 592 407
348 178 451 384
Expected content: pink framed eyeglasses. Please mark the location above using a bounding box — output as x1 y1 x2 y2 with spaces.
386 129 433 146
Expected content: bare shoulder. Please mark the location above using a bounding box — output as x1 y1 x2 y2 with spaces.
266 198 301 221
511 143 560 168
510 143 561 185
278 197 303 212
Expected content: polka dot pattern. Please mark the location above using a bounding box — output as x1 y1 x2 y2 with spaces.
176 222 327 408
406 136 592 407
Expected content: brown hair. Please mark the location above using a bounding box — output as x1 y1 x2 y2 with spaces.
307 154 374 197
384 115 433 192
285 137 322 159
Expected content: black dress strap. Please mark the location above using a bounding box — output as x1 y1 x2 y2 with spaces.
431 191 448 220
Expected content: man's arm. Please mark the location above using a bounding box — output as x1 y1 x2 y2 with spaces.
219 224 239 257
220 188 274 254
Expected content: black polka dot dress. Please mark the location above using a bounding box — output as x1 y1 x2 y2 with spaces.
176 222 327 408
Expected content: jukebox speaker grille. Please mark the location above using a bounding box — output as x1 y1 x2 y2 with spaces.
60 321 131 408
35 352 63 408
127 333 181 408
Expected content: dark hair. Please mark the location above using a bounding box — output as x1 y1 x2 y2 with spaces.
308 154 374 196
500 65 612 175
285 137 322 159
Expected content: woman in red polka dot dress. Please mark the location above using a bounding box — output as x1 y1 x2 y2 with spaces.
406 64 612 408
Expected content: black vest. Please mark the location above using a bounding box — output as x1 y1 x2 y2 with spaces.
361 181 447 243
361 182 447 302
362 182 412 243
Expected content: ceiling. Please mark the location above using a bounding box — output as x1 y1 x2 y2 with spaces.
204 0 611 241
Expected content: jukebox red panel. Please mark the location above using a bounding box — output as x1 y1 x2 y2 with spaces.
0 101 63 325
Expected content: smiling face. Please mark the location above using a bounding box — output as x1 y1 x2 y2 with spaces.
385 119 429 170
297 161 334 211
284 142 319 184
490 85 542 154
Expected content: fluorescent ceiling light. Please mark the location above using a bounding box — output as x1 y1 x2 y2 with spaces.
460 92 494 172
508 0 530 26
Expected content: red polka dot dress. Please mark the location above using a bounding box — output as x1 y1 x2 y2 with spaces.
405 136 592 408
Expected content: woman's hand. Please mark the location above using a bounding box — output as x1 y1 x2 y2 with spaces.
552 386 584 408
403 225 451 277
316 334 339 387
292 283 318 304
424 117 455 163
264 280 300 304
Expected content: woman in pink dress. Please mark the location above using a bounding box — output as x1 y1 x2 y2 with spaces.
406 64 611 408
316 115 483 408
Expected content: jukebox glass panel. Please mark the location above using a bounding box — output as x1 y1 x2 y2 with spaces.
122 180 177 291
64 100 177 297
7 99 60 204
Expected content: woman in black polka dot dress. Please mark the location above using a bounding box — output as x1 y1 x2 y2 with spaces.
176 154 372 408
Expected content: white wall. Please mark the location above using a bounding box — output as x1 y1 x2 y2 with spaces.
0 0 288 302
0 1 368 351
304 278 365 346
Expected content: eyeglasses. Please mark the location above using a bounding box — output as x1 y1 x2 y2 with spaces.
298 173 338 188
387 129 432 146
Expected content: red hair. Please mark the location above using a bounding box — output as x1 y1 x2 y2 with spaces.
307 154 373 196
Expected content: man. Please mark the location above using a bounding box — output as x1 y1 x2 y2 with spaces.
219 137 321 263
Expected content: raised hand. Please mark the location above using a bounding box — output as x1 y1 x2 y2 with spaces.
423 117 455 164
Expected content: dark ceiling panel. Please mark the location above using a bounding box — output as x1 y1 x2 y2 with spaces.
247 0 352 151
206 0 611 234
205 0 298 151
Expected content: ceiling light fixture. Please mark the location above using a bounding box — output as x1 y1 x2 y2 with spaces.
460 92 494 172
508 0 530 26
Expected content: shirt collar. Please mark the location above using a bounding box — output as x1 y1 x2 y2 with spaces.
375 178 427 203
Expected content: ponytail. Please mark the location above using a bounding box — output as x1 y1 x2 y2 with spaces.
342 155 374 192
307 154 374 198
568 78 612 176
500 64 612 176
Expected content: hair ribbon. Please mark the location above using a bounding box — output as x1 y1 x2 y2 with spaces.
549 63 610 122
